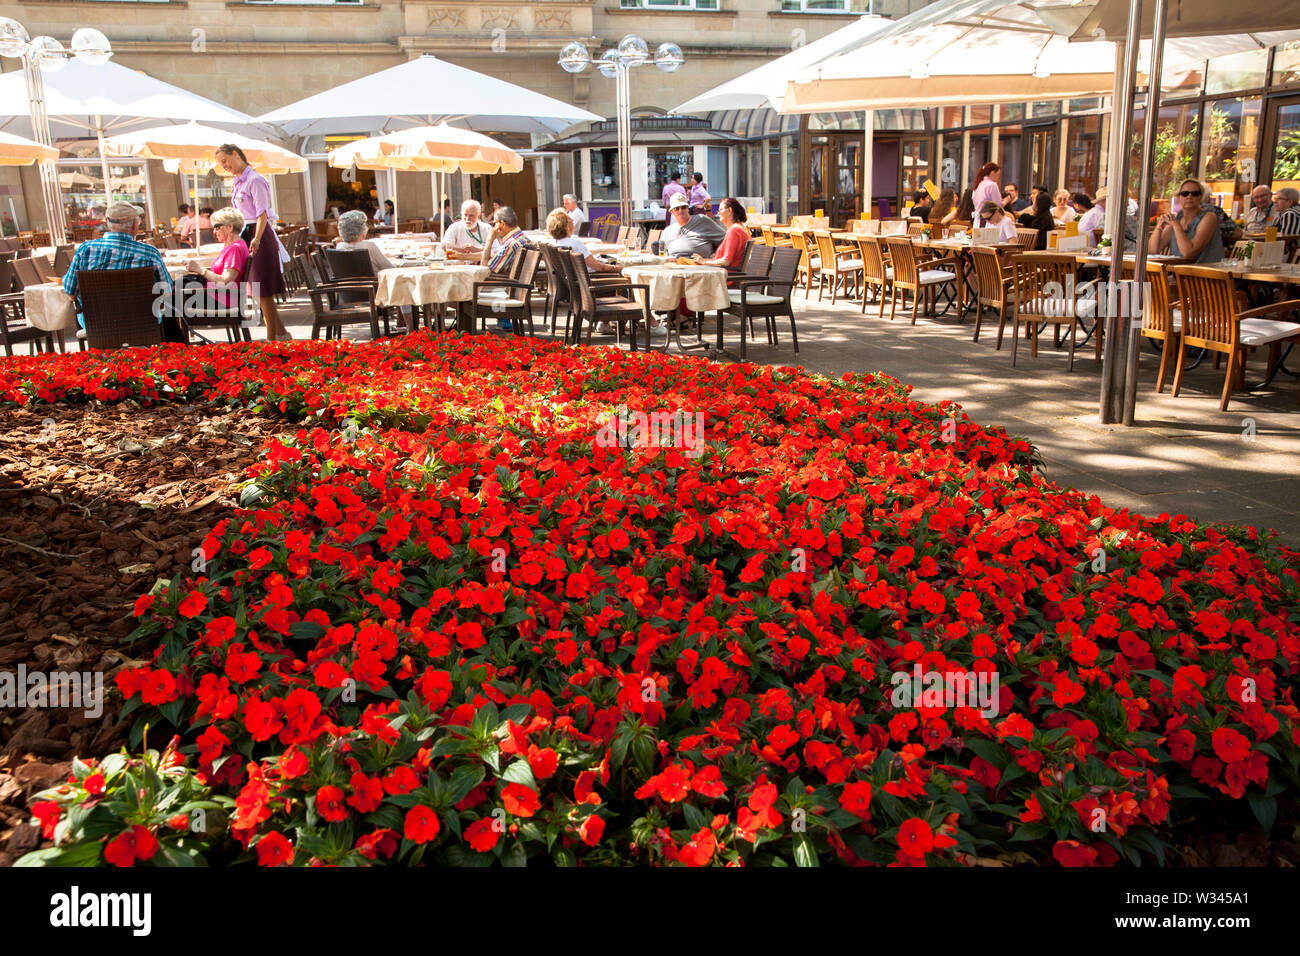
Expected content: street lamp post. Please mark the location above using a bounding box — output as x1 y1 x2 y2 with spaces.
559 36 684 229
0 19 112 243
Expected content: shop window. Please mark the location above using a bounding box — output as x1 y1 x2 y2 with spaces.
1199 97 1262 215
589 148 619 202
1205 48 1267 95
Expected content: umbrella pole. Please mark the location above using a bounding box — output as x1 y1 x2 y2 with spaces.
391 167 398 232
96 121 112 214
192 170 200 248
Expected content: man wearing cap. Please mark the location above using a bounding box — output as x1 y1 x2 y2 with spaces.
63 202 175 330
659 194 726 258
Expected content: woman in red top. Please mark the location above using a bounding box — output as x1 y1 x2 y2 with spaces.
691 197 749 276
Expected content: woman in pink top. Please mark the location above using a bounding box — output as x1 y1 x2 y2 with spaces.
185 206 249 310
970 162 1003 219
691 197 750 281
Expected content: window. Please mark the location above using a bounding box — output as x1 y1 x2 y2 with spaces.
589 149 619 202
781 0 852 10
619 0 719 8
1205 49 1267 95
939 135 961 189
1131 102 1198 200
784 138 799 216
1200 97 1262 213
1064 114 1101 195
647 149 692 200
998 103 1026 122
58 160 149 225
938 107 964 130
1273 41 1300 86
708 146 729 197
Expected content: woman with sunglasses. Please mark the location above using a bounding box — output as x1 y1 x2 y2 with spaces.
1149 179 1223 263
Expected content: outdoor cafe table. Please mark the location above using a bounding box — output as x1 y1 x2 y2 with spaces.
621 262 730 354
374 263 489 332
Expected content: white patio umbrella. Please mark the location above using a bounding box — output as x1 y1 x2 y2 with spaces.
670 14 892 114
326 124 522 232
102 121 306 237
257 54 602 138
0 58 258 222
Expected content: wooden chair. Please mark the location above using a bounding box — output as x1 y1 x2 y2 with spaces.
298 252 384 340
1170 265 1300 411
813 231 863 303
881 237 956 324
1138 260 1180 392
970 245 1017 347
789 229 819 299
907 221 927 236
854 235 892 317
1009 252 1096 370
564 248 650 349
719 245 801 359
70 226 98 243
1012 227 1041 251
76 268 162 350
473 248 540 336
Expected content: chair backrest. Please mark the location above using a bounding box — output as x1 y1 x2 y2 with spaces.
744 242 773 279
577 220 591 238
789 229 813 270
1229 240 1251 260
564 248 598 319
539 243 571 304
11 257 44 289
197 228 215 246
77 267 161 349
970 246 1009 305
1013 227 1041 250
600 223 618 243
1011 252 1082 318
615 226 630 245
0 237 19 252
31 255 58 283
765 246 800 302
855 235 887 284
907 221 927 236
513 248 541 288
313 219 338 241
814 232 838 271
398 219 424 234
71 226 98 243
646 228 662 247
324 247 376 305
882 237 919 286
1171 264 1239 349
1142 260 1175 335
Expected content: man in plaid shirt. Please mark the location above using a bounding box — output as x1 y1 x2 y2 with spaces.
63 203 173 328
479 206 532 332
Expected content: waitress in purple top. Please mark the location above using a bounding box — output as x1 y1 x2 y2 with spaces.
216 143 291 341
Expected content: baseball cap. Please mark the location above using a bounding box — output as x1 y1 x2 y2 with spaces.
106 202 145 223
669 194 690 210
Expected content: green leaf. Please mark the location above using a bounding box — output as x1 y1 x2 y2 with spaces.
792 832 819 868
500 759 538 791
1247 792 1277 831
501 840 528 867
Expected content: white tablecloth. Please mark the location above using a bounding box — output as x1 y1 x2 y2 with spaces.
622 264 730 313
374 264 489 307
23 282 78 332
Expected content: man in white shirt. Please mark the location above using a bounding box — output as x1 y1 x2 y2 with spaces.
443 200 491 259
1078 187 1107 246
562 194 587 233
1243 185 1275 233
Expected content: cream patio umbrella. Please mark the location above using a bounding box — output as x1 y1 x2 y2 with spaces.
0 129 58 166
326 124 522 234
102 122 306 241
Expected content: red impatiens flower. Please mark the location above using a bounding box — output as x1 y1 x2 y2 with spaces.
404 805 441 844
465 817 500 852
83 773 106 797
501 783 541 818
1211 727 1252 764
1052 840 1098 867
177 590 208 619
839 781 873 821
896 818 934 857
526 745 559 780
104 825 159 867
255 831 294 866
578 814 605 847
31 801 60 840
315 785 348 823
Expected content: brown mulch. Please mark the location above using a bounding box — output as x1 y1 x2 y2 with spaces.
0 400 282 864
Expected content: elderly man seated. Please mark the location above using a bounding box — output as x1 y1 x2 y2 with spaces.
443 200 491 260
659 194 726 257
62 201 179 340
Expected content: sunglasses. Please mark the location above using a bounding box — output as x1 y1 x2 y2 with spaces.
1178 190 1202 197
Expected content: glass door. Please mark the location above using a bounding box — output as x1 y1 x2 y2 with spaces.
809 136 829 218
833 136 862 226
1264 94 1300 192
1024 125 1057 192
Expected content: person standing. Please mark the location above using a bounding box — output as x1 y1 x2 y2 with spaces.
689 172 711 215
661 172 687 226
970 163 1003 218
562 194 587 233
216 143 290 341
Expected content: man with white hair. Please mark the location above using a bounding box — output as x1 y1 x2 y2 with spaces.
444 199 490 259
562 194 587 233
62 202 173 317
1271 187 1300 237
1244 185 1275 232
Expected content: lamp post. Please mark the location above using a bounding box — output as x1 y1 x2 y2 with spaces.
559 36 684 229
0 19 112 242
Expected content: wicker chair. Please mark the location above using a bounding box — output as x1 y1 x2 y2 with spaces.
715 245 801 359
181 250 254 344
565 249 650 349
1170 265 1300 411
299 253 385 340
76 268 162 350
472 248 540 336
0 291 55 356
52 245 75 277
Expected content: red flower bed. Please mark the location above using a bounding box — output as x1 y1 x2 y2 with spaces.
4 334 1298 867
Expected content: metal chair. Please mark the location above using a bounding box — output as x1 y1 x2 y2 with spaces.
472 248 540 336
0 290 54 356
77 267 162 350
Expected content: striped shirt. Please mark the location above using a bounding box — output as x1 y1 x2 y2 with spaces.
62 232 173 302
488 227 531 276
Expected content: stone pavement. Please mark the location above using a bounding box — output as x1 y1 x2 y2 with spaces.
265 282 1300 545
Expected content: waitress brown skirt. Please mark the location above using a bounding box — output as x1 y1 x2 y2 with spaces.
240 224 286 298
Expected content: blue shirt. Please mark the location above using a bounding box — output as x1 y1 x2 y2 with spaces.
63 232 173 302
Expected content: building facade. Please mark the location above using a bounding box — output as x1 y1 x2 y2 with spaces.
3 3 1297 234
